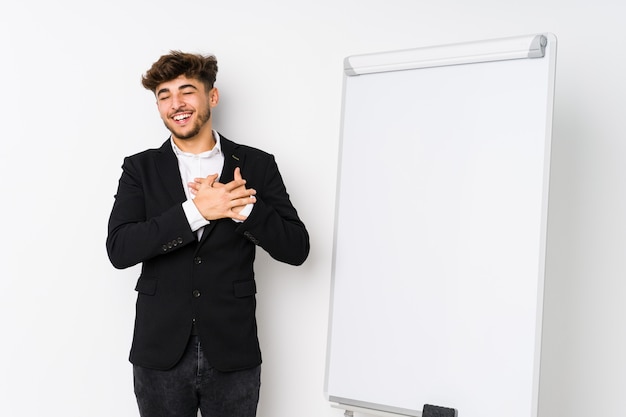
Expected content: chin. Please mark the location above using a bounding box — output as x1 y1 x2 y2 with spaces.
174 132 197 140
165 123 199 140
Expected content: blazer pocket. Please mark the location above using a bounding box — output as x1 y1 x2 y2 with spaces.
233 279 257 298
135 276 157 296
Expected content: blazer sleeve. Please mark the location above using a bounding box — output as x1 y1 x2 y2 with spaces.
236 153 310 266
106 156 196 269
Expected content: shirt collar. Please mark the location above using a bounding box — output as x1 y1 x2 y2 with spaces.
171 130 222 158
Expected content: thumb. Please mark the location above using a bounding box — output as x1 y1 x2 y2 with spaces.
234 167 244 182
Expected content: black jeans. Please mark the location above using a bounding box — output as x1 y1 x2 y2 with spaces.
133 336 261 417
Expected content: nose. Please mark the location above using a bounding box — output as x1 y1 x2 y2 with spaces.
171 93 185 110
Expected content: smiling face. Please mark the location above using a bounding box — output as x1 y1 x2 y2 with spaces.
155 75 219 146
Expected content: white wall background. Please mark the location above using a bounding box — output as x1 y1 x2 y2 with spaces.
0 1 624 416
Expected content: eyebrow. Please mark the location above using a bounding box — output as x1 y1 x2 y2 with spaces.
156 84 199 97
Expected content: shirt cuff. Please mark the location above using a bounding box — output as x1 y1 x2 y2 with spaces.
182 200 210 231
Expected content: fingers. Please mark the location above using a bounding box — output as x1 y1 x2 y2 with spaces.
228 195 257 221
188 180 200 194
205 173 218 187
191 169 246 191
230 212 248 221
188 174 219 194
229 188 257 202
234 166 243 182
189 174 218 187
189 180 255 197
216 168 253 194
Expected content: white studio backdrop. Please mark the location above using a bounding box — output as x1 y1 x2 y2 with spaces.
0 1 625 417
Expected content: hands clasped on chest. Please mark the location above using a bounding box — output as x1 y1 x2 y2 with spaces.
188 167 256 222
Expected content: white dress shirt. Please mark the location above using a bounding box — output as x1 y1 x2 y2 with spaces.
172 131 251 239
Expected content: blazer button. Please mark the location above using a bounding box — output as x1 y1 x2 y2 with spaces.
194 257 202 264
192 290 201 298
162 245 168 251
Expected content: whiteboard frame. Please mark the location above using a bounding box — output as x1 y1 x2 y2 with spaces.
325 33 557 417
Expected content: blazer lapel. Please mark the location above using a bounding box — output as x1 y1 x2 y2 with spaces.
219 135 244 182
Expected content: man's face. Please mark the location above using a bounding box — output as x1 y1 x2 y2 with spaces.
155 75 218 141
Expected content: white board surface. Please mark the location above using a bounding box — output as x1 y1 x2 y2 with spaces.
325 34 557 417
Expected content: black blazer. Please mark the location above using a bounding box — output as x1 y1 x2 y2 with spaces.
106 135 309 371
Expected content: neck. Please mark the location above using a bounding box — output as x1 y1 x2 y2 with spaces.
172 125 216 154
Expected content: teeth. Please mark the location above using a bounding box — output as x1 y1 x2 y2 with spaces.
174 114 190 121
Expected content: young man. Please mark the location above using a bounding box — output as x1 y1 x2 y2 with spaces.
106 51 310 417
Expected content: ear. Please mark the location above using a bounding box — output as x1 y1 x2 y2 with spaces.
209 87 219 107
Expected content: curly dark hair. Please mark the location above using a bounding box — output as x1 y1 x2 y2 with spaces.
141 51 218 93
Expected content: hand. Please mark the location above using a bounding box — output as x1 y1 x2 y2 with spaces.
188 168 256 221
228 167 255 215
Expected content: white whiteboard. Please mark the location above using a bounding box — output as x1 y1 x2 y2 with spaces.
325 34 557 417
